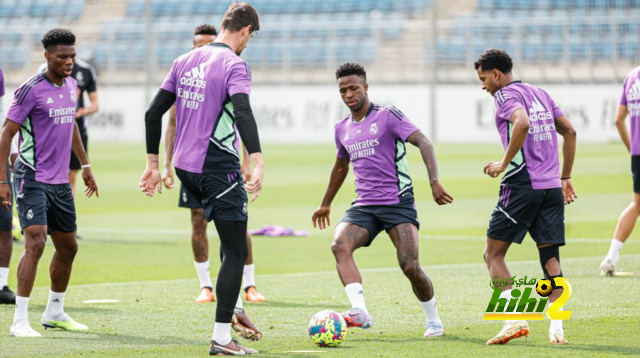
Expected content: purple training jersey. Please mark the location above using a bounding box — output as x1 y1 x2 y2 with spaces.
621 66 640 155
161 43 251 174
0 67 5 98
335 103 420 206
493 81 564 190
6 73 78 184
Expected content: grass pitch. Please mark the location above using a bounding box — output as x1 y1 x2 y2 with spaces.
1 142 639 357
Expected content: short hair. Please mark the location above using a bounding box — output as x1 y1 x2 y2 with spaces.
335 63 367 81
221 2 260 33
41 28 76 51
194 23 218 37
474 49 513 74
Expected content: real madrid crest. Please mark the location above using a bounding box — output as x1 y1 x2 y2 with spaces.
369 123 378 135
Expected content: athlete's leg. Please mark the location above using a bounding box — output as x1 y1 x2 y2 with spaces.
10 225 47 336
602 193 640 273
68 170 78 198
243 231 266 302
331 222 370 286
191 208 209 262
245 231 253 265
483 237 513 289
388 223 432 300
0 230 12 268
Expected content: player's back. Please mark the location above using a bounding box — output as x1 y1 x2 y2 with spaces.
622 66 640 155
161 43 251 175
495 82 564 190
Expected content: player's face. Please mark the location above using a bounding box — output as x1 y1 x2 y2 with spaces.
236 25 254 56
192 34 217 49
45 44 76 78
338 75 368 112
476 67 500 96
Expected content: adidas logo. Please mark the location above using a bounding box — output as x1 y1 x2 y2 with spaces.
528 96 552 122
46 97 54 104
52 299 60 303
180 63 207 89
628 78 640 101
344 133 350 141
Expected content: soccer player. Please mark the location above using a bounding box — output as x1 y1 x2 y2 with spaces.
0 65 20 305
312 63 453 338
140 3 263 355
38 48 99 199
600 65 640 276
474 49 577 345
162 23 266 305
0 29 99 337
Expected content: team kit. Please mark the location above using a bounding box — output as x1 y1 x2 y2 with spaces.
1 2 639 356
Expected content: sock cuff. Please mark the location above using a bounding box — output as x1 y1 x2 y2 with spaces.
16 296 30 303
420 296 436 305
194 260 210 267
345 283 363 291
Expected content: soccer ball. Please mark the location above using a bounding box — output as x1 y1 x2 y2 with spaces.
12 217 22 242
308 310 347 347
536 279 553 297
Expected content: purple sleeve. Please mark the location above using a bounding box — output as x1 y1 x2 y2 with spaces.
335 127 349 159
0 68 4 97
228 61 251 97
495 96 525 123
6 85 36 126
160 61 177 94
620 77 628 106
551 98 564 119
387 108 420 141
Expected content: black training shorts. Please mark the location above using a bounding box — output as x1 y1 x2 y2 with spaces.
14 177 76 233
487 186 565 246
175 169 248 222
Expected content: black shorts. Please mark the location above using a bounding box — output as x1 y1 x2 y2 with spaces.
487 186 565 246
338 196 420 247
69 128 88 170
0 162 13 231
175 169 248 222
178 183 203 209
14 177 77 233
632 156 640 194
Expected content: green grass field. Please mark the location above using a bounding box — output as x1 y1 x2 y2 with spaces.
1 142 639 357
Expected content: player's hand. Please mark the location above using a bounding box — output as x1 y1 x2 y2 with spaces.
245 165 263 202
430 180 454 205
0 182 11 211
75 108 85 119
242 170 252 184
139 167 162 197
484 161 507 178
82 167 99 198
562 178 577 205
162 166 175 189
312 206 331 230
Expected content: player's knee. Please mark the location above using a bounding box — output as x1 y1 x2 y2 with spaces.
538 244 562 278
24 235 46 258
330 239 350 257
399 259 421 279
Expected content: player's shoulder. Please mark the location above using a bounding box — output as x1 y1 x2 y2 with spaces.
625 65 640 82
335 114 351 129
74 59 98 77
16 74 46 94
372 103 405 121
494 84 525 107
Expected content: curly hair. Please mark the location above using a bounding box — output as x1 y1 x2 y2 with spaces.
335 63 367 81
474 49 513 74
41 28 76 51
194 23 218 36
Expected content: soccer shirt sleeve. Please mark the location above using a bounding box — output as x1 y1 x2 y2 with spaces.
334 126 349 159
551 99 565 119
227 61 252 96
86 66 98 93
6 84 36 126
621 76 629 106
160 60 178 94
494 94 525 123
387 107 420 141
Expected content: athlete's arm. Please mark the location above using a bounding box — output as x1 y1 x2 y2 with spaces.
0 119 20 210
555 115 578 204
141 88 176 197
241 143 251 183
312 157 350 230
231 93 263 202
406 130 453 205
485 108 530 178
71 121 98 198
162 104 177 189
614 105 630 153
76 91 99 119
